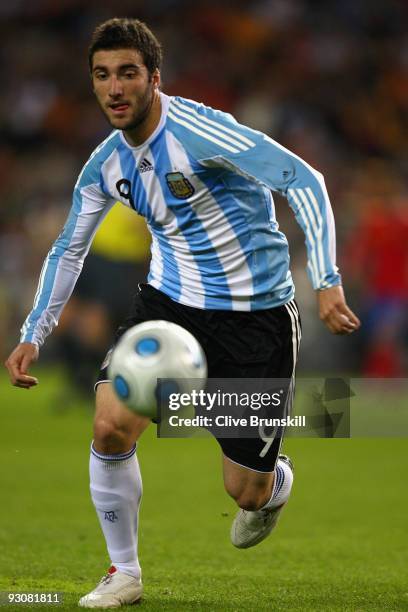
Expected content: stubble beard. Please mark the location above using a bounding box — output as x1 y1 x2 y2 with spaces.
104 82 155 132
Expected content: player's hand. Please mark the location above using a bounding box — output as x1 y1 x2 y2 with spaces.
317 285 361 335
4 342 39 389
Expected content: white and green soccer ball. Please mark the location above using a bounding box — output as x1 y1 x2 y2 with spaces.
108 320 207 419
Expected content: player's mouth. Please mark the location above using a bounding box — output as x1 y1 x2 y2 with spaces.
109 102 130 114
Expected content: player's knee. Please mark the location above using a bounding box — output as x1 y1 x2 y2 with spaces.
93 418 129 453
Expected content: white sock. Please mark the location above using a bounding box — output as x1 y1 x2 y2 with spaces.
90 442 142 580
261 457 294 511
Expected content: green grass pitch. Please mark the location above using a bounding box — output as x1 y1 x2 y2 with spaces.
0 369 407 611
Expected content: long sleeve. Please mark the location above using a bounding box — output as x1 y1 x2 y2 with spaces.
20 174 115 347
168 97 341 291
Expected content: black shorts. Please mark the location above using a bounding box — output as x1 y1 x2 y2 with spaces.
96 283 301 472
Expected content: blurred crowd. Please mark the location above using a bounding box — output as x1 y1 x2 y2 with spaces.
1 0 407 380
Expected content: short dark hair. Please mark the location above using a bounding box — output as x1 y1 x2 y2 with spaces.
88 18 163 75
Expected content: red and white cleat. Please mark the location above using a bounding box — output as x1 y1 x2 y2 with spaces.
78 566 142 608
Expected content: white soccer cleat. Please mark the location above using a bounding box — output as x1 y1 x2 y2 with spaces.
78 566 143 608
231 503 286 549
231 455 293 549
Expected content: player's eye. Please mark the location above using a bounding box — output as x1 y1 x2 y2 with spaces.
124 71 137 79
94 72 107 80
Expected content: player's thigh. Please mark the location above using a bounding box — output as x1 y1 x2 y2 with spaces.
94 382 150 442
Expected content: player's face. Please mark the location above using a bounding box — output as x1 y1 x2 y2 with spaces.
91 49 160 131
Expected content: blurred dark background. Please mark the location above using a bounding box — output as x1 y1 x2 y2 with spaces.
1 0 407 381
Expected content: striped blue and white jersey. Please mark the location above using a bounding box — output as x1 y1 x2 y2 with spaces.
21 92 340 346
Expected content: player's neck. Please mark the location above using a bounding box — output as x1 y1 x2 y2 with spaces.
122 90 162 148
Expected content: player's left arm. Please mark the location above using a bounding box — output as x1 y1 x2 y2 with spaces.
317 285 360 335
193 112 360 334
238 137 361 335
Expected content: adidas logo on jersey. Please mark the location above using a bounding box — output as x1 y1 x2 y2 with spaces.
138 158 154 173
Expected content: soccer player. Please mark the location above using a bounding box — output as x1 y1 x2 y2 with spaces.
5 18 360 608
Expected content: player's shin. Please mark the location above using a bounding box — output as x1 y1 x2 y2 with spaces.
89 443 142 579
230 455 294 548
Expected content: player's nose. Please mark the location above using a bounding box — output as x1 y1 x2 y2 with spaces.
108 75 124 98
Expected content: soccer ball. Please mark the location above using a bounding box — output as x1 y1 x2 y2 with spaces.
108 320 207 419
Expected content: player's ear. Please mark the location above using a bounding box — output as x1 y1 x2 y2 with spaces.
152 69 161 90
90 70 96 93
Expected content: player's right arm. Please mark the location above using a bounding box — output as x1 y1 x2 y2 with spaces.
5 151 116 387
5 342 39 389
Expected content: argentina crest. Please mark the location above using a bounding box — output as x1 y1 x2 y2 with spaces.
165 171 195 199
